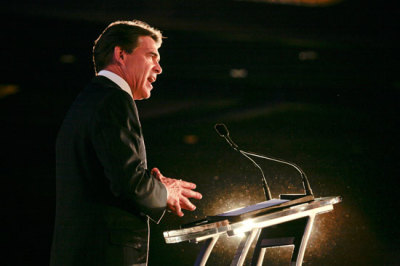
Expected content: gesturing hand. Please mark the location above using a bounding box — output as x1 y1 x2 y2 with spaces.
151 168 202 217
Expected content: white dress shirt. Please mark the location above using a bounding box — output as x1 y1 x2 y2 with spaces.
97 70 133 99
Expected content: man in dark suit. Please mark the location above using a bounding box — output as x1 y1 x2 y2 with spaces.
50 20 202 266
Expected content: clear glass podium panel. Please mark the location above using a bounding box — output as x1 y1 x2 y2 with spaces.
164 196 341 244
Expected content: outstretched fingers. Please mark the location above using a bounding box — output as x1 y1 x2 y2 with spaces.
156 170 202 217
179 196 196 211
182 188 202 200
168 201 183 217
179 180 197 189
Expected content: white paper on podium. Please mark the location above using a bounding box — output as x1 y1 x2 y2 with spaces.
217 199 290 217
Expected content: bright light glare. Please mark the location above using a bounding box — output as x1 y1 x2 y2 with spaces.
233 219 255 236
234 232 246 238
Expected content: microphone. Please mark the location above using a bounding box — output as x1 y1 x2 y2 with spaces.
215 124 238 150
214 123 272 200
214 123 314 201
214 124 228 136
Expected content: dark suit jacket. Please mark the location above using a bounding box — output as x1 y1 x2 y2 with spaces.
50 76 167 266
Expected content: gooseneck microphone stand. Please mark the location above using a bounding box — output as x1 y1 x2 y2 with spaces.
214 123 314 201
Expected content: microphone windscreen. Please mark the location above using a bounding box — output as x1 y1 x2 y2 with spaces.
214 123 229 137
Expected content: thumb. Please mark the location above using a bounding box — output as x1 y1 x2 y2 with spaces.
151 168 162 180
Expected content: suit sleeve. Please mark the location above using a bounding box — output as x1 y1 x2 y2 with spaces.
90 90 167 223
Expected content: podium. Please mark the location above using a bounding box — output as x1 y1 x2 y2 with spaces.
163 196 341 266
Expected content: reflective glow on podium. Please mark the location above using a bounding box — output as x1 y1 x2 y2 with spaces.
231 219 255 237
165 196 342 265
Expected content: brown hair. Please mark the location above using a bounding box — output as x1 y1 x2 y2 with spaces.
93 20 163 73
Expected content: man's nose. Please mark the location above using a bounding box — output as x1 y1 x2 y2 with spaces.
154 62 162 74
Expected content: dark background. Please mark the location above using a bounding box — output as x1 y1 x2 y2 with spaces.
1 0 399 265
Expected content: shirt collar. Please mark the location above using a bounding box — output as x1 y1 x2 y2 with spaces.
97 70 133 99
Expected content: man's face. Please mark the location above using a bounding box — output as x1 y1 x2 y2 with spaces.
122 36 162 100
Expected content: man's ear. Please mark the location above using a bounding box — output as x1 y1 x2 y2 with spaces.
113 46 125 65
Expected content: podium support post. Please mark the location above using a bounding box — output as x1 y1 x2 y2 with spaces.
230 228 261 266
294 214 315 265
251 214 316 266
194 235 219 266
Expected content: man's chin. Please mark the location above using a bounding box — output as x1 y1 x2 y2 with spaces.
133 89 152 100
144 89 152 99
144 93 151 100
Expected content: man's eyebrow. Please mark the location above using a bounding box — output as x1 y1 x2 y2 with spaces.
148 51 160 60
